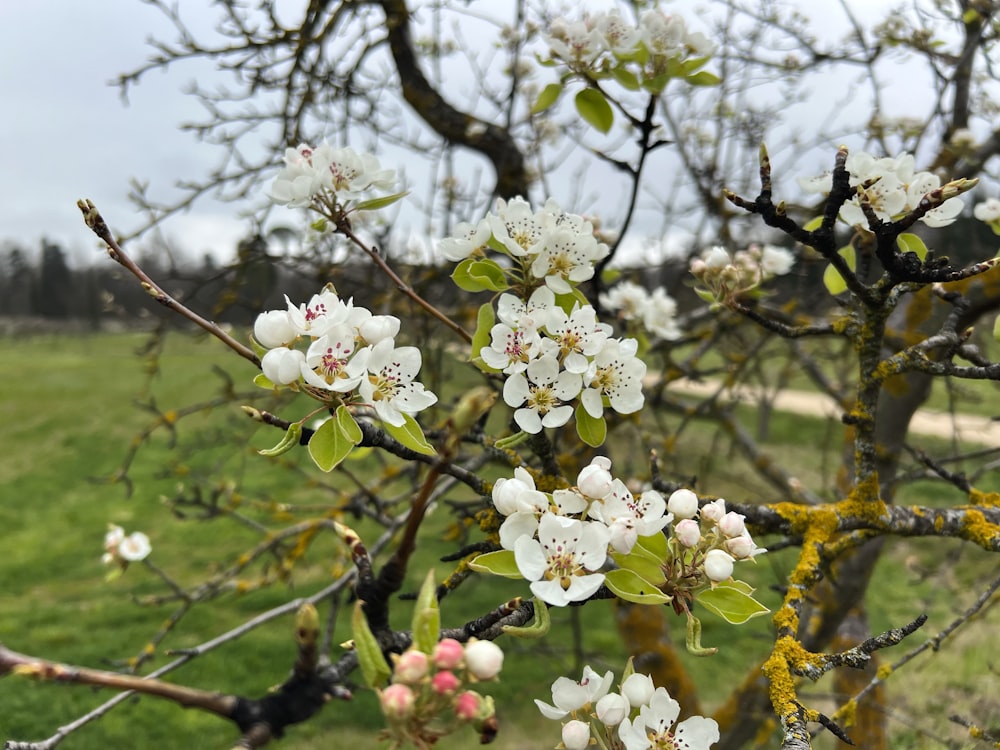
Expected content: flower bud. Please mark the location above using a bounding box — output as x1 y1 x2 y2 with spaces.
455 690 486 722
464 639 504 680
261 347 306 385
253 310 297 349
379 683 415 720
704 549 735 582
718 511 746 538
577 457 614 500
703 246 731 270
726 532 764 560
674 518 701 548
119 532 151 562
621 673 655 708
432 638 465 671
595 692 629 726
561 719 592 750
666 489 699 519
393 649 429 684
432 670 461 694
358 315 400 345
700 498 726 523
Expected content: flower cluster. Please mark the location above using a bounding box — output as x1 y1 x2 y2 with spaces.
270 142 397 217
482 289 647 434
599 280 682 340
536 664 719 750
439 196 610 294
543 8 715 82
492 458 670 606
689 243 795 304
798 150 964 229
378 638 501 746
102 524 151 577
253 286 437 427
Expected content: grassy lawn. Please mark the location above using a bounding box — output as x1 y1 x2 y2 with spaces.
0 331 997 749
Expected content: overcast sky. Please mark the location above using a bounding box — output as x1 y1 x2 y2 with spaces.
2 0 912 267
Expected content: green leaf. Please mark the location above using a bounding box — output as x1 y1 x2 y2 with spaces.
611 550 667 585
604 569 672 605
335 404 364 444
253 372 278 390
609 65 641 91
823 245 856 296
575 404 607 448
802 216 824 232
352 601 391 688
382 413 436 456
993 313 1000 342
468 258 510 292
469 550 523 579
682 56 711 74
574 88 614 134
642 72 671 94
696 582 770 625
531 82 563 114
308 415 355 472
897 232 928 261
686 70 721 86
471 303 495 357
452 258 489 292
258 422 303 457
353 190 409 212
502 598 551 639
411 569 440 655
685 614 717 656
633 531 669 565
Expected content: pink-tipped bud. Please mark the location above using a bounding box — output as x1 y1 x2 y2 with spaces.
393 649 429 684
432 638 465 670
718 511 746 538
700 498 726 523
432 670 461 694
455 690 485 722
380 683 416 720
674 518 701 548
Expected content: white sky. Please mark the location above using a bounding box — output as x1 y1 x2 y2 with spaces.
0 0 932 266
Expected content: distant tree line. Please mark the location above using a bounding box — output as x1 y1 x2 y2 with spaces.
2 212 996 333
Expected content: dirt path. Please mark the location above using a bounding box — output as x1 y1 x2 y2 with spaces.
665 379 1000 449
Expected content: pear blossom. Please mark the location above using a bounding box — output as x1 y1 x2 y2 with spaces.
700 498 726 523
103 525 151 564
726 531 766 560
596 692 630 726
514 513 610 606
464 639 504 680
503 354 582 433
545 18 605 68
285 289 350 337
432 639 465 671
300 328 369 392
436 219 491 262
270 142 396 208
489 197 547 257
580 338 646 418
480 324 542 375
760 245 795 277
618 687 719 750
974 197 1000 222
496 287 556 331
718 511 746 538
674 518 701 548
492 467 550 549
597 11 641 55
530 224 607 293
379 683 416 720
599 280 650 320
642 288 682 340
357 314 401 345
541 304 612 374
534 665 615 719
359 339 437 427
591 481 671 554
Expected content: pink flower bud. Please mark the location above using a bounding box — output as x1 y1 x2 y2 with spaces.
704 549 735 582
666 489 699 519
718 511 746 538
674 518 701 548
432 638 465 670
455 690 485 722
393 649 429 684
700 498 726 523
464 639 504 680
432 670 461 694
380 683 415 720
562 719 592 750
726 532 763 560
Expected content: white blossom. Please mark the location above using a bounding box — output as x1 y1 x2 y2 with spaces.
580 338 646 418
359 339 437 427
618 687 719 750
503 354 582 434
535 665 615 719
514 513 610 606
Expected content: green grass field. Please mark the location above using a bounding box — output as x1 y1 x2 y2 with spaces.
0 331 997 749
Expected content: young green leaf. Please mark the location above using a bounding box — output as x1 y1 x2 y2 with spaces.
335 404 363 445
308 415 355 471
686 70 721 86
610 550 667 585
469 550 523 579
382 413 436 456
696 582 770 625
823 245 856 296
258 422 303 457
352 190 409 212
411 569 440 655
531 82 563 114
502 598 551 639
896 232 928 261
575 404 607 448
467 258 510 292
574 88 614 134
604 569 671 605
352 601 391 688
452 258 489 292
